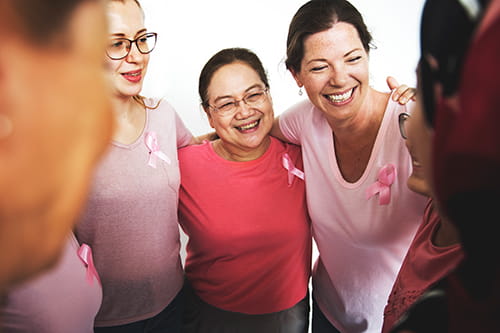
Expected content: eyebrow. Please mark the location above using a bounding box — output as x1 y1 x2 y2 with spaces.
213 84 264 103
109 29 148 39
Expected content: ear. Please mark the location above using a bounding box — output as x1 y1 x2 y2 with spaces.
204 108 216 129
289 69 303 88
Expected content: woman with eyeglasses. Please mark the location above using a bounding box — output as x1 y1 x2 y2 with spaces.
177 47 311 332
74 0 198 332
381 94 463 333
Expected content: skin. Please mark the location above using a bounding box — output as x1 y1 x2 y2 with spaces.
205 62 274 162
0 1 114 291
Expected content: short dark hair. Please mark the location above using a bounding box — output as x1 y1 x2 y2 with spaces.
199 48 270 109
285 0 373 73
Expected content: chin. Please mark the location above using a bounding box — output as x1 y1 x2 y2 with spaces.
407 176 430 197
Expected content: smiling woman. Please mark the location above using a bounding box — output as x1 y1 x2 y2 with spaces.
73 0 196 332
178 47 312 333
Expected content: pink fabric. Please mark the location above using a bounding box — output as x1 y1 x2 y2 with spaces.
279 97 427 333
178 137 311 314
75 98 192 327
366 164 397 205
0 235 102 333
382 198 463 333
77 244 101 286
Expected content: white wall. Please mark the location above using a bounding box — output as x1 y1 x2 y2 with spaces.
140 0 425 136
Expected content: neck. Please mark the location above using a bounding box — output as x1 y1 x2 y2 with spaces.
111 95 146 144
212 136 271 162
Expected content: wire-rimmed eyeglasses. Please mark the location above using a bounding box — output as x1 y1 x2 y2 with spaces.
207 88 269 117
398 112 411 139
106 32 157 60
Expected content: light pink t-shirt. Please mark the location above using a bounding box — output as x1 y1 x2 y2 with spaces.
178 138 311 314
75 98 193 327
0 234 102 333
279 97 427 333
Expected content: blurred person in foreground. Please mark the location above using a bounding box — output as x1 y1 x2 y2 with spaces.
390 0 500 331
0 0 113 295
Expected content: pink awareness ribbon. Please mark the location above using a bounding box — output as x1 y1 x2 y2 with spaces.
365 164 397 205
145 131 171 168
77 244 101 286
282 153 305 187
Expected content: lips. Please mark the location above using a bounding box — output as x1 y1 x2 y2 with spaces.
121 69 142 83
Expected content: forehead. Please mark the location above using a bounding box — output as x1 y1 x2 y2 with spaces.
107 0 145 36
303 22 363 59
209 62 262 96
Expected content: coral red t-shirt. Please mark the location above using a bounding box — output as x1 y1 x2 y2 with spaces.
178 137 311 314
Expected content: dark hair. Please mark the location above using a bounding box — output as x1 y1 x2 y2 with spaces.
5 0 97 46
285 0 373 74
199 48 270 109
419 0 482 127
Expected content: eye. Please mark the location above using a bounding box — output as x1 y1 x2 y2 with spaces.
245 92 264 102
137 36 149 44
347 56 362 63
109 39 125 49
310 65 328 72
216 101 236 111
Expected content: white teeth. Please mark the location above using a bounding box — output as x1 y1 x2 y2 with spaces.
239 121 258 130
328 89 352 103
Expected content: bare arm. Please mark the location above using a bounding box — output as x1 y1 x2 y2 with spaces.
190 131 219 145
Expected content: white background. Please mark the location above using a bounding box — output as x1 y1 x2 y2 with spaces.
139 1 425 328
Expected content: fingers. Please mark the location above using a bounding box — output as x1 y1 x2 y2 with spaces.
386 76 416 105
386 76 400 90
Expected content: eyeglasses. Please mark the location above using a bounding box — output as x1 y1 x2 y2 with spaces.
106 32 157 60
207 88 269 117
398 112 410 139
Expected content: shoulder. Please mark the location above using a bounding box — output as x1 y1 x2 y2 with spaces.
178 140 210 158
282 99 315 118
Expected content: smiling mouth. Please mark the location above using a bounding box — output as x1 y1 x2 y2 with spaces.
236 120 259 131
326 88 354 103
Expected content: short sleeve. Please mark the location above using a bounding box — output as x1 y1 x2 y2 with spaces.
175 112 193 148
279 100 313 145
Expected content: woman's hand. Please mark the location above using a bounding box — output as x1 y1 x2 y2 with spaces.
387 76 416 105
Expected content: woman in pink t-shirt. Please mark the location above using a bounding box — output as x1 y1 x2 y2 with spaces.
0 235 102 333
75 1 196 332
270 1 424 332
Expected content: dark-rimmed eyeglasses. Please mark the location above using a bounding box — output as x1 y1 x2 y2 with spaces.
106 32 157 60
207 88 269 117
398 112 410 139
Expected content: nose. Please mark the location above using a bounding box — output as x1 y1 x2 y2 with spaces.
329 64 348 87
234 100 253 117
125 41 142 62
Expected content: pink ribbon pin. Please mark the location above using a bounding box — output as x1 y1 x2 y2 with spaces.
77 244 101 286
366 164 397 205
145 131 171 168
282 153 305 187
